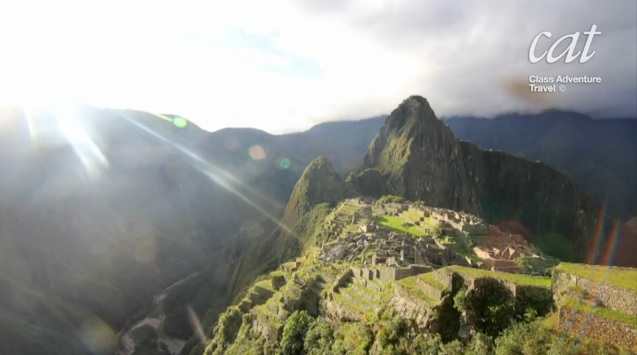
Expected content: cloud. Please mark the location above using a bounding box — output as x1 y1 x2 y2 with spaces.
1 0 635 133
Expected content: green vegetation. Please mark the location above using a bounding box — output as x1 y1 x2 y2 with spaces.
304 318 335 354
198 188 631 355
281 310 314 355
457 249 481 263
447 265 551 288
514 256 560 276
419 272 447 291
397 277 438 305
376 215 427 237
533 233 574 261
452 279 518 338
556 263 637 292
560 297 637 327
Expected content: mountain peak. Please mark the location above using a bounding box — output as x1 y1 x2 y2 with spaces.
352 96 597 260
384 95 439 132
282 157 350 227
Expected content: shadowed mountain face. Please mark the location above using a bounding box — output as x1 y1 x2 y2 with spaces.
350 96 599 261
0 106 382 354
0 106 291 354
445 113 637 219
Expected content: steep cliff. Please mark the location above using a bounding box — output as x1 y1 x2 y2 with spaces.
351 96 598 261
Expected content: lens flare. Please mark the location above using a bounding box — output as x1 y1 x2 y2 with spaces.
173 117 188 128
249 145 266 160
277 157 292 170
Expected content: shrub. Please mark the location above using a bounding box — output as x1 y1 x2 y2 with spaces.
304 318 334 354
453 287 467 312
410 334 443 355
466 332 494 355
281 310 315 355
494 320 552 355
332 323 373 355
464 280 515 337
441 340 466 355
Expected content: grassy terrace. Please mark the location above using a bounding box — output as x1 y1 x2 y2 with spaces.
333 292 368 315
376 215 428 237
561 297 637 327
446 265 551 288
397 277 438 305
350 282 377 299
400 210 438 228
556 263 637 292
419 272 447 291
254 280 275 293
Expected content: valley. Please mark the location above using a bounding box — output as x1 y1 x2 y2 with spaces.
0 96 634 355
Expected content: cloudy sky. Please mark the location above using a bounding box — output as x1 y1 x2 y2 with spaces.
1 0 635 133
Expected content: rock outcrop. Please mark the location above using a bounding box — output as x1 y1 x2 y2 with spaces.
351 96 598 261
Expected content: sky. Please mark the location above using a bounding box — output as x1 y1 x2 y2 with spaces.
1 0 636 133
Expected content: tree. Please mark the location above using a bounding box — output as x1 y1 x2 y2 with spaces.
304 318 334 354
281 310 315 355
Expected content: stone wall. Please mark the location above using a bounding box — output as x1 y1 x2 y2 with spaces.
332 269 353 293
415 278 445 301
389 285 437 330
552 269 637 316
433 268 453 289
252 309 282 345
374 265 432 282
558 307 637 352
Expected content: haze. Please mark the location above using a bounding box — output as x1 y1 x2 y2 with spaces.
1 0 635 133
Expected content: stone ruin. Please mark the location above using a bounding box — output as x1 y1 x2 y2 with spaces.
472 226 534 273
319 229 462 282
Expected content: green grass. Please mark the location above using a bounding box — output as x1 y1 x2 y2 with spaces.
397 277 438 305
340 287 374 307
561 297 637 327
446 265 551 288
400 210 438 229
254 280 275 293
333 292 368 315
255 304 283 328
350 282 377 299
438 235 456 245
376 215 427 237
555 263 637 292
456 250 481 263
419 272 447 291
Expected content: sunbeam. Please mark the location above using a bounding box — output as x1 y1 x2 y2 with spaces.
54 108 109 178
118 113 295 236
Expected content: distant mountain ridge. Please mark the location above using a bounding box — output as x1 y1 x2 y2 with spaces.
445 111 637 218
